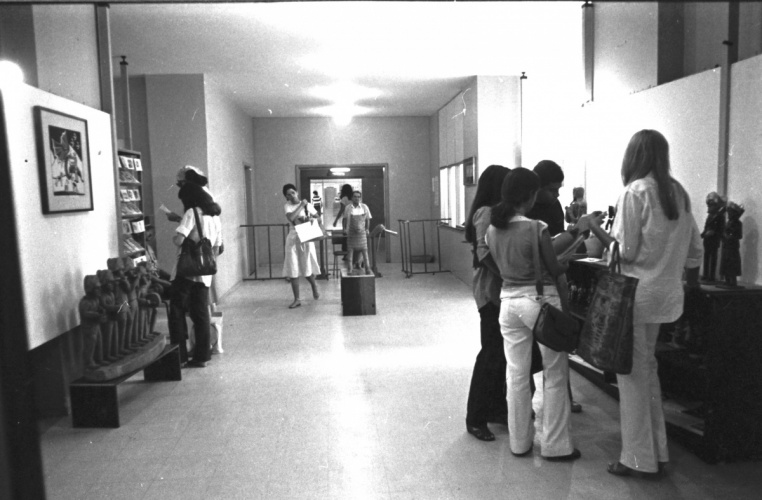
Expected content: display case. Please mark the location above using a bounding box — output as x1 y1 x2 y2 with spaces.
116 149 149 264
566 258 762 463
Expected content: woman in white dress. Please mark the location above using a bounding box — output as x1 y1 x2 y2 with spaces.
282 184 321 309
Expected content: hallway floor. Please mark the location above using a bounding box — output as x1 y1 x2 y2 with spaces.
40 264 762 499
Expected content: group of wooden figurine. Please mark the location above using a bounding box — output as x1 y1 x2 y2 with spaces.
701 191 745 287
79 256 171 371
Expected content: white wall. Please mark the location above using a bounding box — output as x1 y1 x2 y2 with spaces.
594 2 658 103
575 68 720 229
728 54 762 285
33 4 101 110
204 78 255 300
252 117 431 263
2 83 118 349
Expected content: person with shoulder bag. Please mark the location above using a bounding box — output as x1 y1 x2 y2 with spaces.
486 168 580 461
168 182 223 368
588 130 702 477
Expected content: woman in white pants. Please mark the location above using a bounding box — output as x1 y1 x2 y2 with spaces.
486 168 580 461
590 129 703 476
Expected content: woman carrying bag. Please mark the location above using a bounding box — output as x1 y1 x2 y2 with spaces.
588 129 702 477
486 168 580 461
168 182 222 368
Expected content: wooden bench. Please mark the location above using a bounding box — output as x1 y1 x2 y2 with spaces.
69 343 181 428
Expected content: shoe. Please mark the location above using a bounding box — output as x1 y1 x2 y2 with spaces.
607 461 660 477
511 445 533 457
571 401 582 413
186 360 207 368
466 423 495 442
544 449 581 462
289 300 301 309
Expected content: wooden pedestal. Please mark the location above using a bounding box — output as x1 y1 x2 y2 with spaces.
340 270 376 316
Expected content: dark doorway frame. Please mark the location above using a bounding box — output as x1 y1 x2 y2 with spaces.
296 164 391 263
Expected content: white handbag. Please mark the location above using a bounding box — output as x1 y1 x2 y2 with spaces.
294 219 324 243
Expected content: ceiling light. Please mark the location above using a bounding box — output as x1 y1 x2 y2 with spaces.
309 81 381 102
330 167 350 173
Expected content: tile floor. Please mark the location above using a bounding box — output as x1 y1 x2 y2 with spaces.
40 264 762 499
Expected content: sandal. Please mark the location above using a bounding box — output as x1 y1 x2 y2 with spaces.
466 423 495 442
607 461 660 477
288 300 301 309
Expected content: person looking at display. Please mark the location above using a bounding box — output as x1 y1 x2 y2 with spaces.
282 184 321 309
526 160 582 414
312 190 323 216
343 190 372 275
588 129 702 477
486 167 580 461
168 181 223 368
463 164 512 442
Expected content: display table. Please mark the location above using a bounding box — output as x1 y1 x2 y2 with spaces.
340 269 376 316
566 259 762 463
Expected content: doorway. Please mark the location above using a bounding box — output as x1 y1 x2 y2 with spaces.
297 164 390 263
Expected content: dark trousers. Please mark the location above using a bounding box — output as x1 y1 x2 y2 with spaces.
466 302 508 425
169 278 211 363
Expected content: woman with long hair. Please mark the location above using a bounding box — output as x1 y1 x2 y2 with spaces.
168 182 223 367
282 183 321 309
463 165 510 441
589 129 702 476
486 167 579 460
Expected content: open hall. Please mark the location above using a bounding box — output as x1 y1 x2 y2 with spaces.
2 2 762 499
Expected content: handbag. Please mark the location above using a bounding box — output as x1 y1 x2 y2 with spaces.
530 221 580 353
176 208 217 277
576 242 637 374
294 219 325 244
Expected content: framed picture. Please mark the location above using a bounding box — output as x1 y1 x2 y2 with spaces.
463 157 476 186
34 106 93 214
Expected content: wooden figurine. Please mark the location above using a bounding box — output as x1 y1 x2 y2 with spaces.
97 269 121 363
79 275 107 371
720 202 744 287
701 192 726 281
107 257 134 355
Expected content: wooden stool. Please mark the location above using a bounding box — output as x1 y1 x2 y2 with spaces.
340 269 376 316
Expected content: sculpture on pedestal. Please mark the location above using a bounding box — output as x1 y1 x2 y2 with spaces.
565 187 587 226
79 275 107 371
97 269 120 363
720 201 745 287
701 192 726 281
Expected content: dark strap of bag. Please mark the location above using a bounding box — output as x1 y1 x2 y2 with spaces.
192 207 205 240
608 240 621 274
531 220 544 297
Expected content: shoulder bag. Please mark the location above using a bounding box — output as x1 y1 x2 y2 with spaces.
576 242 636 374
176 208 217 277
531 221 581 353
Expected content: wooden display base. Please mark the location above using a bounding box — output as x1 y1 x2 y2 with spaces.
69 342 181 428
340 269 376 316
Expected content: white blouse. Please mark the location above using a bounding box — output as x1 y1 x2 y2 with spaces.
609 175 703 324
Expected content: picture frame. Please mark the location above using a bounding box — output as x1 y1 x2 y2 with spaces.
463 157 476 186
34 106 93 214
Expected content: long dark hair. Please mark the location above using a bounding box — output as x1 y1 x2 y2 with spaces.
339 184 353 199
621 129 689 220
490 167 540 229
178 182 221 216
465 165 509 267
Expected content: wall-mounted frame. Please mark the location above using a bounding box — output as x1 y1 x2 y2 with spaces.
34 106 93 214
463 157 476 186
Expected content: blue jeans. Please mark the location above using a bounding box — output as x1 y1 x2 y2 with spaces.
169 278 210 363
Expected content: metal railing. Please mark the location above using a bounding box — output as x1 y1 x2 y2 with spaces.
398 218 450 278
240 223 331 280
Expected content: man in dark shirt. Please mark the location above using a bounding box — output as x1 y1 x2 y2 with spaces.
526 159 583 413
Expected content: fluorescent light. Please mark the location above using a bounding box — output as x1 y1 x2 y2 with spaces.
330 167 350 173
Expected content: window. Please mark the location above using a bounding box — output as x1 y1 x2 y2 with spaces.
439 157 474 228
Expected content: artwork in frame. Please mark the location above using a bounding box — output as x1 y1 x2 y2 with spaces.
463 157 476 186
34 106 93 214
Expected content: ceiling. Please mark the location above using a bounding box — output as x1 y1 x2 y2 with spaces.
110 2 583 119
